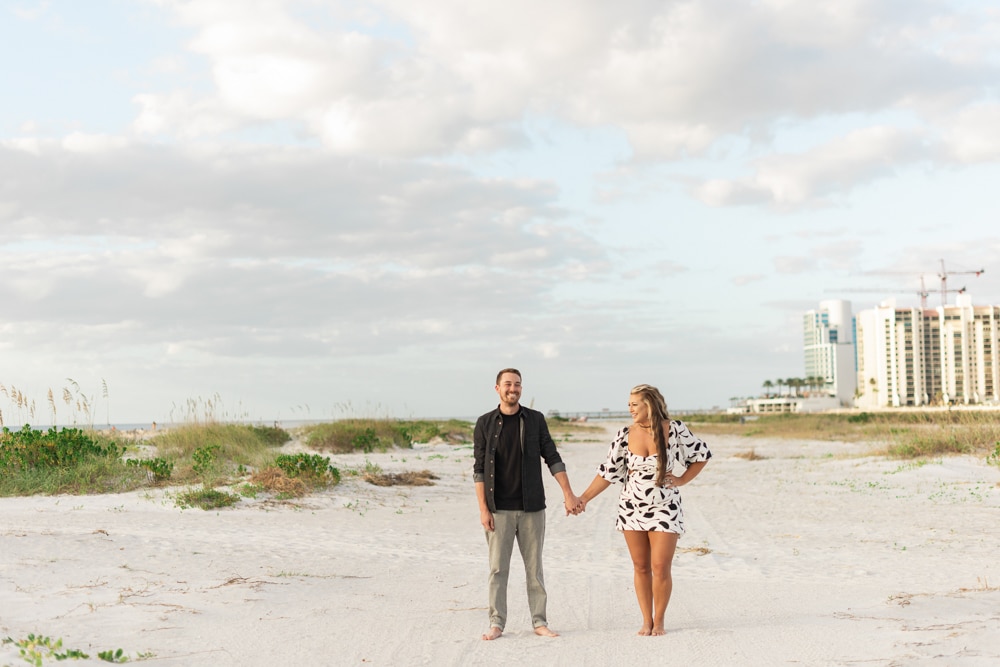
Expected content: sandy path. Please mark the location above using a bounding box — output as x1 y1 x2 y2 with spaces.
2 424 999 666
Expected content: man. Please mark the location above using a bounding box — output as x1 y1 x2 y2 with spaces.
473 368 581 640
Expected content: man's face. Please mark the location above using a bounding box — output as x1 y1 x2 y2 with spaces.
495 372 522 407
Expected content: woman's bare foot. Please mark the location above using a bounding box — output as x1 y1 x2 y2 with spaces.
651 625 666 636
534 626 559 637
481 627 503 641
637 623 653 636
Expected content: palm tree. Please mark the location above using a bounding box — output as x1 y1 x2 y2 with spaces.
762 380 773 398
789 378 802 397
774 378 784 397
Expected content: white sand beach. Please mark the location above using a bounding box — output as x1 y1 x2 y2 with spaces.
2 423 999 666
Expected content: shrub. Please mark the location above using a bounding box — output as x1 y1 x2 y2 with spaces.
125 457 174 481
274 452 339 482
304 419 414 453
0 425 150 497
248 424 291 446
176 487 241 510
0 425 121 470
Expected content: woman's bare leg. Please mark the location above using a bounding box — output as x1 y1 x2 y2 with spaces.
648 531 679 635
622 530 653 635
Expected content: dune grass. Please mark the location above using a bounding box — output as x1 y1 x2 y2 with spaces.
152 423 288 485
0 420 307 499
302 418 473 453
0 425 148 497
687 410 1000 459
0 453 151 496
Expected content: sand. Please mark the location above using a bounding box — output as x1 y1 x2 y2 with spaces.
2 423 999 666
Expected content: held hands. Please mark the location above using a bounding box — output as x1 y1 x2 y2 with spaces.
564 494 587 516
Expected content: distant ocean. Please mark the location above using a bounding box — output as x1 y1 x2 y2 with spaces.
4 417 483 432
4 410 708 432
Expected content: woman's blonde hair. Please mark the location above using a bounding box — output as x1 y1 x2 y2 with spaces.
631 384 670 486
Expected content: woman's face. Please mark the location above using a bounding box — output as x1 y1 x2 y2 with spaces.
628 394 649 424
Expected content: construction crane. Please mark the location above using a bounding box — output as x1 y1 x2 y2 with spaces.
937 259 984 307
856 259 985 308
827 285 966 309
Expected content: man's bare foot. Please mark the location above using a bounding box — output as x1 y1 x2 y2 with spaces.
534 626 559 637
481 627 503 641
637 624 652 636
651 625 666 636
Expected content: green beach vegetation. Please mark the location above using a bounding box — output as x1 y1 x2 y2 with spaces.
0 425 148 497
0 402 475 501
679 410 1000 459
302 418 473 452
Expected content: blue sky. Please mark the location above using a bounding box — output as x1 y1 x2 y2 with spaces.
3 0 1000 425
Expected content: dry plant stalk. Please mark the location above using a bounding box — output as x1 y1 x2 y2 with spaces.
733 448 766 460
251 467 308 497
677 546 713 556
364 470 439 487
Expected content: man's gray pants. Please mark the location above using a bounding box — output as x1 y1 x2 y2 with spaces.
485 509 547 630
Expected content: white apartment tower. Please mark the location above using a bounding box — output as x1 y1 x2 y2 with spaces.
855 295 1000 408
803 300 857 406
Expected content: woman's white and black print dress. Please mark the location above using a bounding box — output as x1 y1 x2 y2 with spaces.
597 421 711 534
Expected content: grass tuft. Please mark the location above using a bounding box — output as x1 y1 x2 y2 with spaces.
732 448 766 461
176 487 242 510
363 469 439 486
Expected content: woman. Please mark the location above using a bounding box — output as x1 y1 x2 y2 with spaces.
577 384 711 636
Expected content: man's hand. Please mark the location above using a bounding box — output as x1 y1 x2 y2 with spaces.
564 493 583 516
480 507 495 531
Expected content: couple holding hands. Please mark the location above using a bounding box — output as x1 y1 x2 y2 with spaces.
473 368 712 640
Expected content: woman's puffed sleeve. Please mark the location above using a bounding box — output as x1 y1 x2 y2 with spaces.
672 420 712 465
597 428 628 484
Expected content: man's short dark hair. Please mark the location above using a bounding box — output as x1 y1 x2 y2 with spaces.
496 368 522 384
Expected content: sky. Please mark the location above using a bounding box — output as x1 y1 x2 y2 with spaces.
3 0 1000 426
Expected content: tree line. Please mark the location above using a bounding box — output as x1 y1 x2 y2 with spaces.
760 376 829 398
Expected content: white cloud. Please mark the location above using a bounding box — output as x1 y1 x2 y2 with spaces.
10 1 50 21
62 132 129 153
941 103 1000 162
0 141 610 364
133 0 1000 169
692 126 929 208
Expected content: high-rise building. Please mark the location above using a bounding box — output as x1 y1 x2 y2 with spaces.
803 300 857 406
855 295 1000 407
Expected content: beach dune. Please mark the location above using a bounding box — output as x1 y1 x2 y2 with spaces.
2 424 999 666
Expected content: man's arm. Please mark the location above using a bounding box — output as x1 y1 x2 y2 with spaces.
534 414 580 513
473 417 493 530
552 471 581 515
476 481 494 531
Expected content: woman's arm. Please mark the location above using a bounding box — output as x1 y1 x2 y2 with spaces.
667 459 708 488
578 474 612 512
